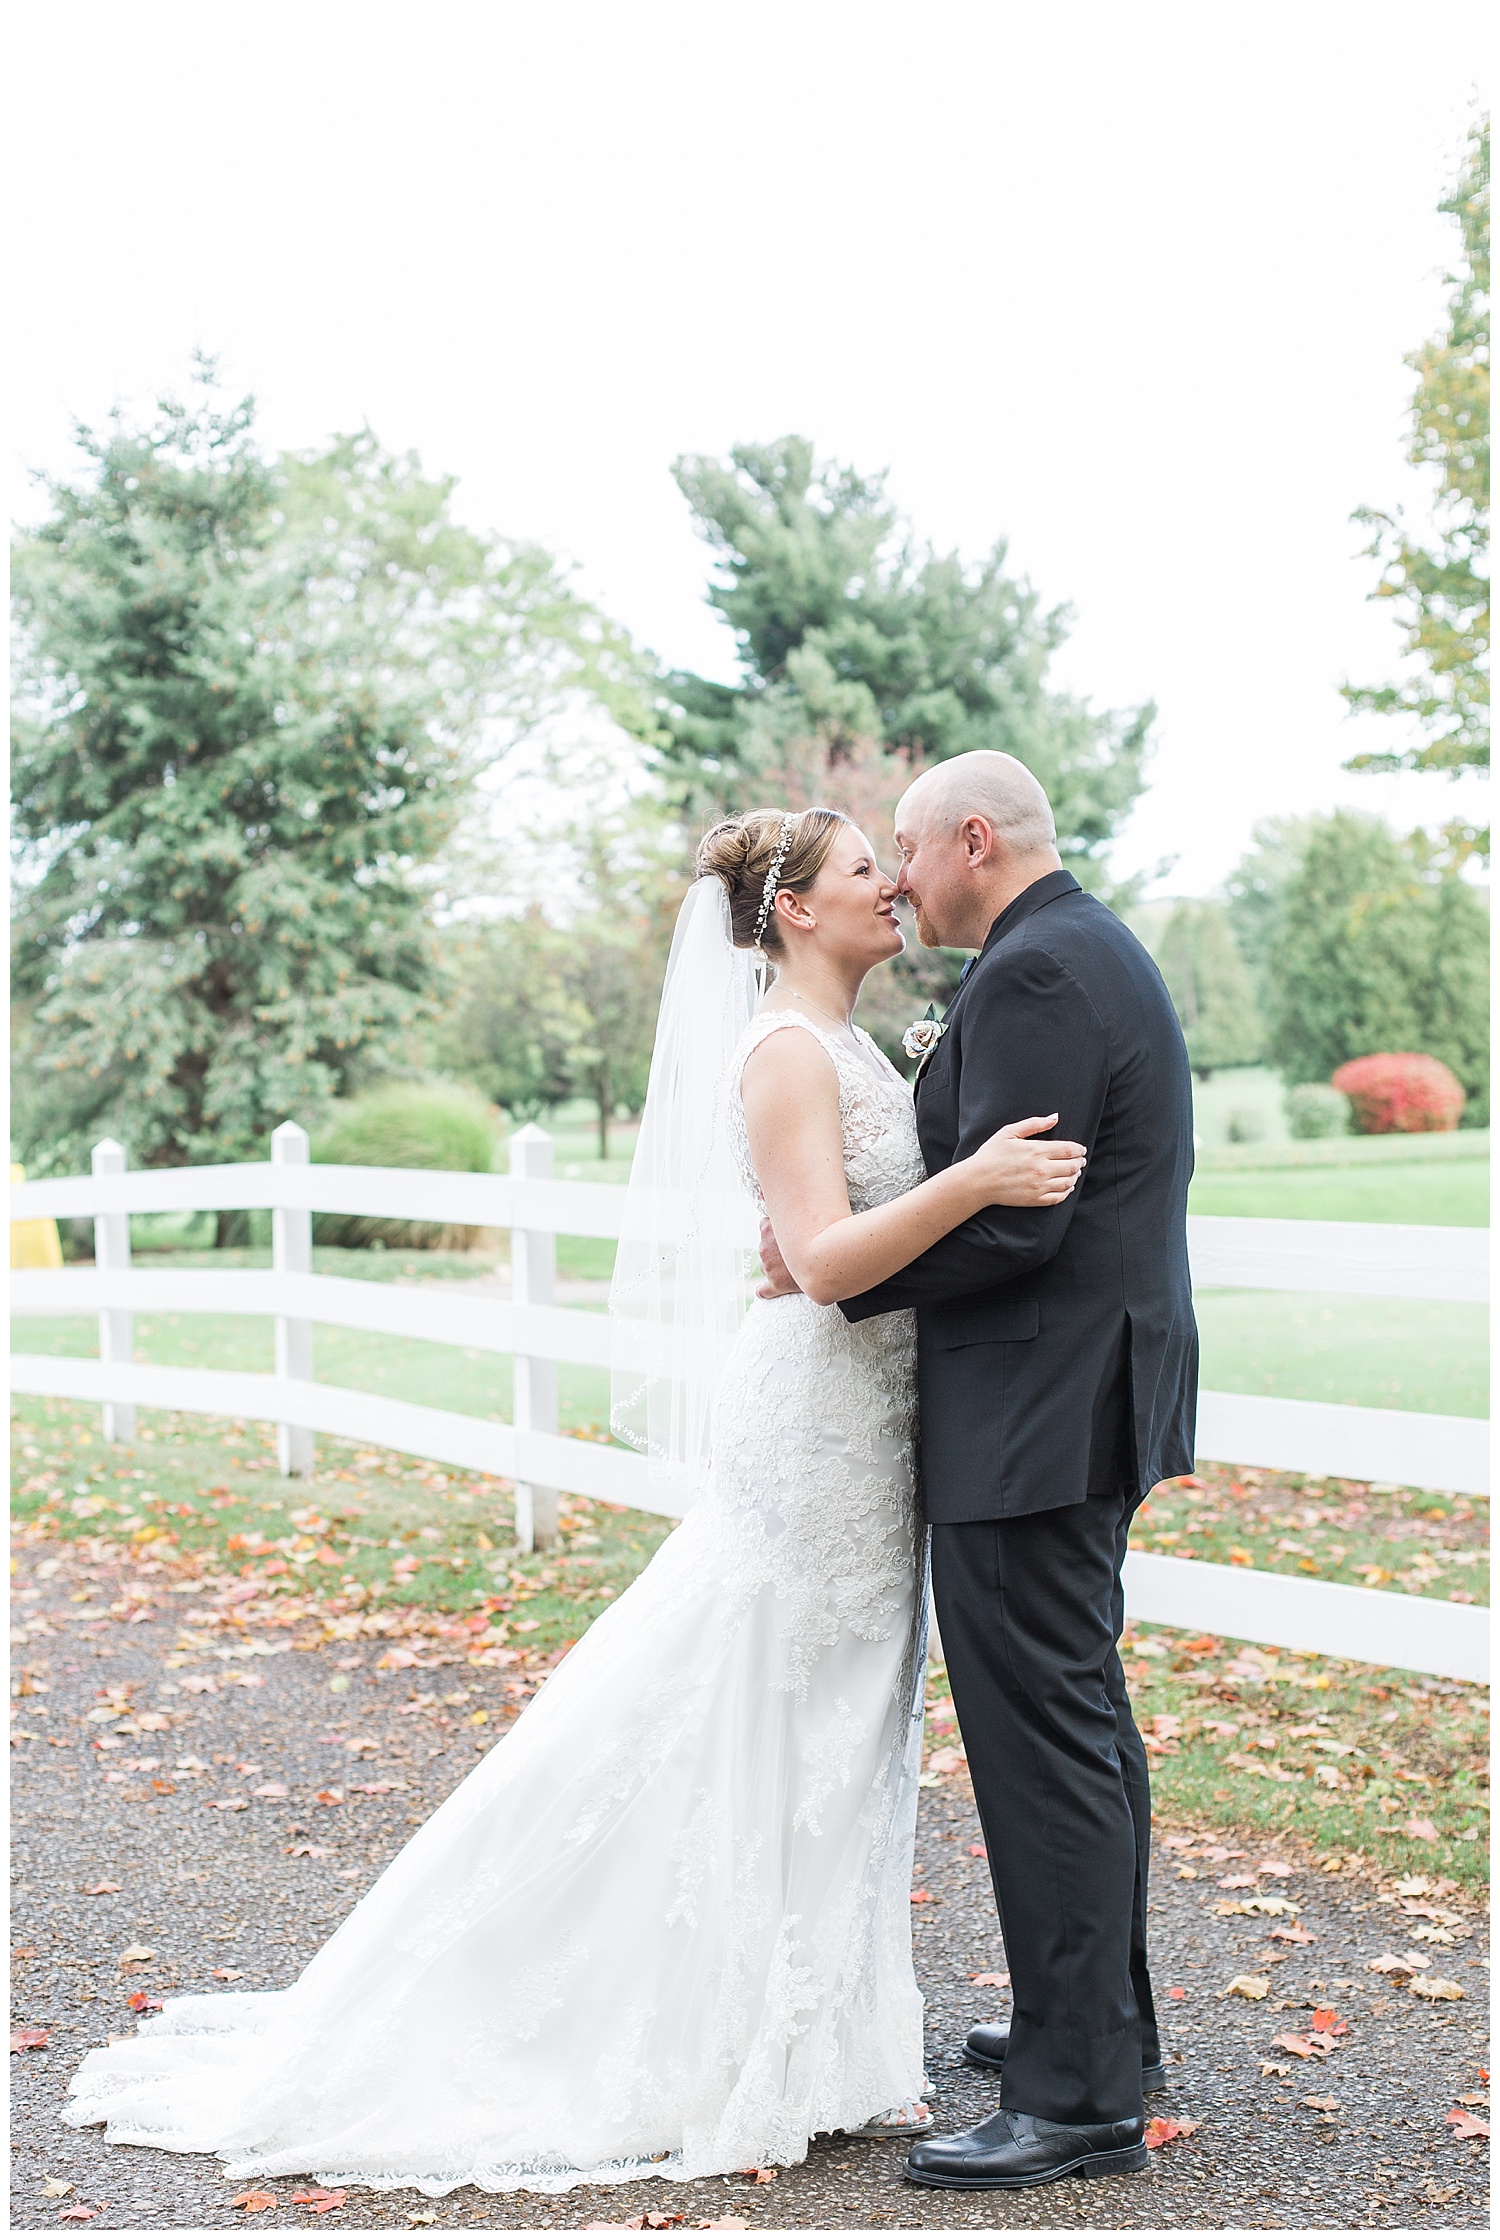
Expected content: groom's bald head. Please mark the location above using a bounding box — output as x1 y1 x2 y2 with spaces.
898 751 1057 855
894 751 1062 950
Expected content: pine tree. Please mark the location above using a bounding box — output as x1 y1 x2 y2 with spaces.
11 370 635 1174
659 436 1150 880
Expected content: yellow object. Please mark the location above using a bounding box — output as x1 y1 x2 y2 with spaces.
10 1163 64 1268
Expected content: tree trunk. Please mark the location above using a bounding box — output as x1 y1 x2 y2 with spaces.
596 1070 610 1161
215 1209 251 1250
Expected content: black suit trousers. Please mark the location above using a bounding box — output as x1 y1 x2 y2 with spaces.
931 1482 1160 2125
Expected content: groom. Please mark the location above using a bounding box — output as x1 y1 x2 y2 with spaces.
759 750 1198 2189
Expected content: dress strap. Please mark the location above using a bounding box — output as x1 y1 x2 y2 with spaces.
731 1010 848 1099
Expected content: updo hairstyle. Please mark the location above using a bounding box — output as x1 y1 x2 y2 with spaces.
695 807 849 954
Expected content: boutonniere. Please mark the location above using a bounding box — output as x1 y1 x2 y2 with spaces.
902 1004 949 1062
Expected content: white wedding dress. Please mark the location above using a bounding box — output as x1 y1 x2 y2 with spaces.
65 1013 931 2197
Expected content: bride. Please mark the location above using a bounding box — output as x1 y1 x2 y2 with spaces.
65 807 1084 2197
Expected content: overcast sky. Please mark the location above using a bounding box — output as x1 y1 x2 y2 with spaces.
10 0 1489 894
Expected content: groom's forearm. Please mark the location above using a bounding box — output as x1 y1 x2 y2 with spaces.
840 949 1107 1322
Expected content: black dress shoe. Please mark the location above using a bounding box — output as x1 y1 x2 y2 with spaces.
906 2107 1147 2190
964 2020 1167 2094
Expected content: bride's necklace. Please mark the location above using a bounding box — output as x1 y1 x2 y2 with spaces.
780 990 856 1039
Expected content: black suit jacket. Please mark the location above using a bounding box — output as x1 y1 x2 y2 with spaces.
843 869 1198 1523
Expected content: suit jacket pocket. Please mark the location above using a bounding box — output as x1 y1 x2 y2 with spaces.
935 1298 1040 1348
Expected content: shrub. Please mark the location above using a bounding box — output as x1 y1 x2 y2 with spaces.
311 1082 500 1249
1330 1053 1465 1135
1285 1084 1351 1139
1226 1106 1268 1144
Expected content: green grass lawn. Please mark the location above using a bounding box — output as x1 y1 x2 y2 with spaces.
1190 1160 1489 1226
1196 1291 1488 1417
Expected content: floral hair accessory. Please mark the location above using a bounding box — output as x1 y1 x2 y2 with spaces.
752 815 795 950
903 1004 948 1062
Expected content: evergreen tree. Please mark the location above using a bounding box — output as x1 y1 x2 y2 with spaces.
11 370 636 1175
659 437 1151 880
1343 118 1489 790
1155 901 1264 1078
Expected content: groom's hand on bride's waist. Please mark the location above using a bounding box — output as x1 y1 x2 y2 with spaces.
756 1217 803 1298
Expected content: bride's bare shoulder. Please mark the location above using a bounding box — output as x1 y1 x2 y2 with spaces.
739 1016 841 1107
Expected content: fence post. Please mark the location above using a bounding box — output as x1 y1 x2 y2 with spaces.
91 1139 135 1444
510 1123 559 1553
271 1122 315 1478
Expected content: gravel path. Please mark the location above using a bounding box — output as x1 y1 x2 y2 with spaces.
11 1541 1490 2231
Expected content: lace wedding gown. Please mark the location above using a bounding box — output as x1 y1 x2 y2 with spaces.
66 1014 929 2197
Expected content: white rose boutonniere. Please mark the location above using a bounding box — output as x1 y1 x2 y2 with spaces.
902 1004 949 1062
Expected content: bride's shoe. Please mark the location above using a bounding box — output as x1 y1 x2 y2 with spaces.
842 2099 936 2139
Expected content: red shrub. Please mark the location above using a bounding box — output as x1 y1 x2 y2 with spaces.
1330 1052 1465 1134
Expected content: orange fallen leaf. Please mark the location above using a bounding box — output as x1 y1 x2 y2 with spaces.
737 2168 776 2183
1144 2115 1197 2149
970 1972 1010 1989
10 2026 49 2051
211 1968 244 1982
126 1992 163 2013
1404 1817 1440 1842
231 2191 278 2215
291 2188 348 2212
1309 2008 1347 2036
57 2208 99 2223
969 1844 987 1859
81 1881 122 1896
1269 1923 1315 1944
1447 2108 1490 2140
1272 2032 1320 2060
1165 1986 1186 1999
314 1790 344 1808
909 1889 933 1904
284 1843 333 1859
1301 2095 1339 2113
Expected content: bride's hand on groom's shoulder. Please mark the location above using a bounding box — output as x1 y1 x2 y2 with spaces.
966 1115 1086 1210
756 1217 803 1298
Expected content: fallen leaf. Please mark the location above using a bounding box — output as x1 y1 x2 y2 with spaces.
696 2224 749 2233
969 1843 987 1859
407 2216 437 2228
251 1783 288 1799
284 1843 333 1859
1446 2108 1490 2140
909 1889 933 1904
81 1881 122 1896
42 2179 74 2198
126 1992 163 2013
57 2209 99 2223
1269 1923 1315 1944
1218 1874 1259 1889
1366 1952 1420 1981
970 1972 1010 1989
1412 1976 1464 2001
1257 1860 1293 1877
1259 2060 1291 2076
211 1968 245 1982
1144 2115 1197 2149
1166 1986 1186 1999
205 1797 249 1812
1309 2008 1348 2036
1221 1975 1271 2000
11 2026 49 2051
291 2188 348 2212
1301 2095 1340 2112
231 2191 278 2214
314 1789 344 1808
1272 2033 1321 2060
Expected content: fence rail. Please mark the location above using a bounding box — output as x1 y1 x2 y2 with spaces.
9 1133 1489 1682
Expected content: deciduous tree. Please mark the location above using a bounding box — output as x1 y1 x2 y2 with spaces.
1343 118 1489 791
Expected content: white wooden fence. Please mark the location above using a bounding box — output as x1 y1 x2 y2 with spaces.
9 1131 1490 1683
